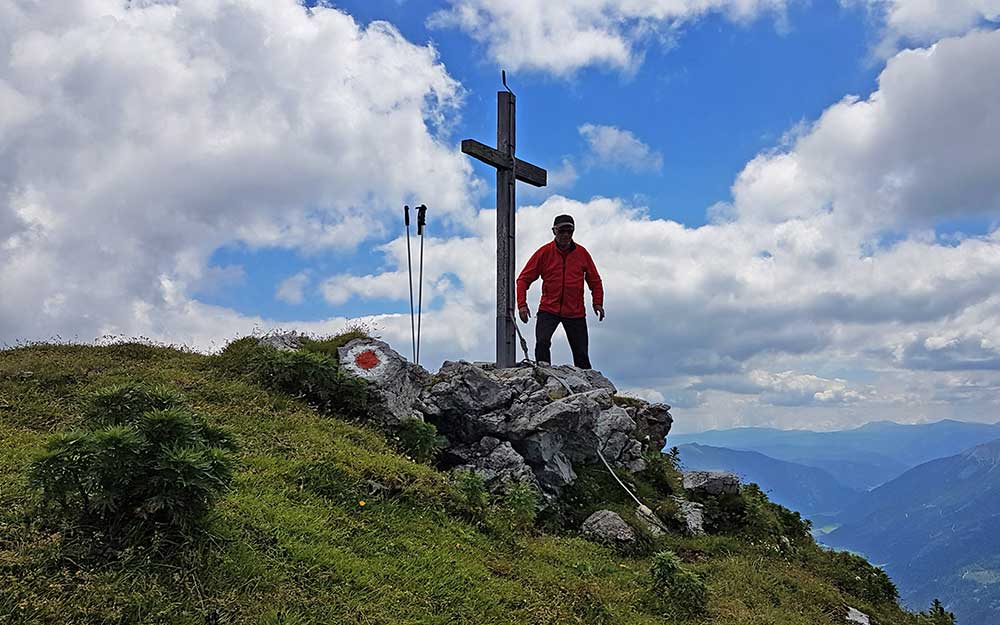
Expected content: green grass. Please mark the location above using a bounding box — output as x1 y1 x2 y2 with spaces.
0 342 925 624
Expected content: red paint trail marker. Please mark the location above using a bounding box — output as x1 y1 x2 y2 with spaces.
355 350 380 370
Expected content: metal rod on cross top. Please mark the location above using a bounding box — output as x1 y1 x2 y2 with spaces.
415 204 428 367
403 205 417 363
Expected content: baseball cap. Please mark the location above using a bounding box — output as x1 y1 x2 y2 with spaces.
553 214 575 230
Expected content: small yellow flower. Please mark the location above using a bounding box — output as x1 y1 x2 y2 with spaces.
358 500 366 507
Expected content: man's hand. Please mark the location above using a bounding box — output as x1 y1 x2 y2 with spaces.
594 305 605 321
518 306 531 323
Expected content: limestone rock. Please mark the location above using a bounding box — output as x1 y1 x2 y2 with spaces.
256 331 303 352
683 471 741 496
337 338 430 426
581 510 636 545
632 402 673 451
635 504 667 536
421 361 514 430
672 496 706 535
846 607 870 625
311 343 675 500
450 437 537 494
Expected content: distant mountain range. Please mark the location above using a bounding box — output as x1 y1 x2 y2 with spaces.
667 419 1000 490
676 443 860 519
668 420 1000 625
824 439 1000 625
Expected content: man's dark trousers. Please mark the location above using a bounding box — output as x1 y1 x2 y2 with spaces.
535 311 591 369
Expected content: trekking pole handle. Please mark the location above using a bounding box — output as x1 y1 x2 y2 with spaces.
404 204 410 226
416 204 427 235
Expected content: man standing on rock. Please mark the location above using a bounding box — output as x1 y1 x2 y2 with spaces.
516 214 604 369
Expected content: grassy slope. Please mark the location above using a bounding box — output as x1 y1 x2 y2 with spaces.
0 343 923 625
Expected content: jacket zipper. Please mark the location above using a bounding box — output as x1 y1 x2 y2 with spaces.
558 250 567 316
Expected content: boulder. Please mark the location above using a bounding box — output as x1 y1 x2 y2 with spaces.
449 437 537 494
683 471 741 496
337 338 431 426
631 402 673 451
672 497 706 535
256 331 304 351
846 607 870 625
635 504 668 536
581 510 636 546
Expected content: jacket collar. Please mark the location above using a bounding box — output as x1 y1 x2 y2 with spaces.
552 240 576 254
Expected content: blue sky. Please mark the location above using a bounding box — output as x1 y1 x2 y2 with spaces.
2 0 1000 432
201 0 881 323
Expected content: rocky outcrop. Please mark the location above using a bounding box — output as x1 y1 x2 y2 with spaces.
420 360 670 498
672 497 706 535
683 471 741 496
285 336 674 500
581 510 636 546
337 338 431 426
444 436 537 493
257 331 304 352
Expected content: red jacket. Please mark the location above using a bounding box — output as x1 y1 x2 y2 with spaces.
517 241 603 319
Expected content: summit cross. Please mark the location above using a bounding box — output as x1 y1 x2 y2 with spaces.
461 81 547 368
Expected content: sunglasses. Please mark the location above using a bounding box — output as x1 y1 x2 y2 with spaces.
553 225 575 233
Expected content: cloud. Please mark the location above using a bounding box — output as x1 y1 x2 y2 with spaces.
726 28 1000 228
429 0 789 75
747 370 873 406
848 0 1000 55
578 124 663 173
276 272 311 305
0 0 473 344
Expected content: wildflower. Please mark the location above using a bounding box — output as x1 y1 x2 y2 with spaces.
359 500 366 507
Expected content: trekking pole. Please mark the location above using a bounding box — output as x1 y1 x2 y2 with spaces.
404 205 416 362
415 204 428 366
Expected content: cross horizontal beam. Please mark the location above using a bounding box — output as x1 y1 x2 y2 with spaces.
461 139 547 187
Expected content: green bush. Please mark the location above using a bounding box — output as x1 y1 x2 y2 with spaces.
497 479 539 533
246 347 381 422
299 326 371 361
452 470 490 522
640 448 684 497
29 389 237 536
920 599 956 625
695 483 811 542
649 550 708 618
394 418 447 464
86 383 183 426
812 549 898 605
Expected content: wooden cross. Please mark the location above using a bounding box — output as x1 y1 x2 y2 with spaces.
462 85 547 368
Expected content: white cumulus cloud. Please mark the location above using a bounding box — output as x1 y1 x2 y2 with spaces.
429 0 789 75
276 272 311 305
579 124 663 173
0 0 473 344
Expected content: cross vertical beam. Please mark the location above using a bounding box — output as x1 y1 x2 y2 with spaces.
496 90 516 368
462 85 547 368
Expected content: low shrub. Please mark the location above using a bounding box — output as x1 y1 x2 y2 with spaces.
298 326 371 361
86 383 183 426
496 479 540 533
920 599 956 625
394 418 447 464
811 549 898 605
246 347 381 422
639 447 684 497
695 483 811 542
451 470 490 522
649 550 708 618
29 387 237 537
